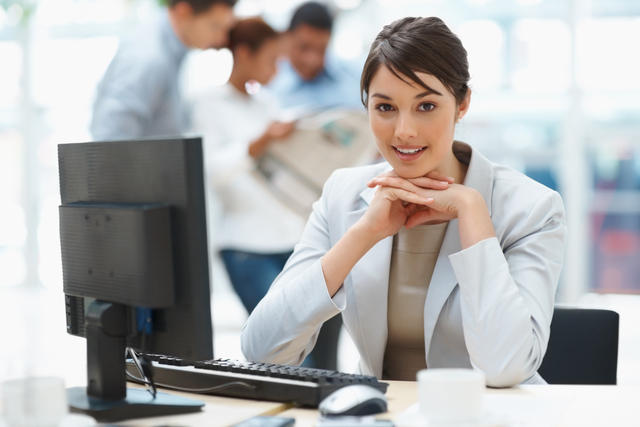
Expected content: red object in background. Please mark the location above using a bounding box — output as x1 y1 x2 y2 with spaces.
593 227 640 293
601 231 640 255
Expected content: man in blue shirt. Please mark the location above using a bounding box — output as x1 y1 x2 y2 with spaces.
268 2 358 372
91 0 236 140
268 1 362 114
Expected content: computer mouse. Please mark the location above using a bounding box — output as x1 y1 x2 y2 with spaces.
319 384 388 416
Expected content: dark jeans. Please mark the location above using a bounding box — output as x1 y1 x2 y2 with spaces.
220 248 341 370
220 249 292 313
302 314 341 371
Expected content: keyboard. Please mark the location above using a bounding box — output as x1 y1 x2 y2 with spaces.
126 353 388 407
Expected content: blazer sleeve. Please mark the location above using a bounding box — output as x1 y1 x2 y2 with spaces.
241 172 347 365
448 190 566 387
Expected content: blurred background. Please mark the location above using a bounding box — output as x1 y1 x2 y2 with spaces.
1 0 639 385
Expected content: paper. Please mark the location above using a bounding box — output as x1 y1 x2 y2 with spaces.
256 109 381 217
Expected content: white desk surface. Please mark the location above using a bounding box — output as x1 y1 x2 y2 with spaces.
277 381 640 427
2 380 640 426
0 383 290 427
109 381 640 426
277 380 416 427
118 384 292 426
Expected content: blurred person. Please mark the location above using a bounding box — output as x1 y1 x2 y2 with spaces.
242 17 566 385
267 1 360 370
190 18 305 317
90 0 236 140
266 0 363 372
268 1 362 113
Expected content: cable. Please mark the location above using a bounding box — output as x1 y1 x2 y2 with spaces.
127 347 157 398
126 348 257 395
125 371 256 394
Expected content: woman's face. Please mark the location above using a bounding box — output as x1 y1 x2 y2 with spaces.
243 38 280 86
367 66 469 179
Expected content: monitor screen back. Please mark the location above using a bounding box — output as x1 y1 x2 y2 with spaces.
58 137 213 361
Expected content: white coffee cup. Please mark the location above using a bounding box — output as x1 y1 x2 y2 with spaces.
417 368 485 426
1 377 68 427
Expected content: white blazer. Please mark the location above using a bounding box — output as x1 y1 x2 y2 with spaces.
241 142 566 387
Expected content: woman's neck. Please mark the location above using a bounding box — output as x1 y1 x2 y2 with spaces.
450 154 468 185
228 69 248 95
439 144 468 185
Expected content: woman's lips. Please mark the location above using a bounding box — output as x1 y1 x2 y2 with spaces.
392 145 427 161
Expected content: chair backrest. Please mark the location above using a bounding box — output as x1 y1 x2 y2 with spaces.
538 307 619 385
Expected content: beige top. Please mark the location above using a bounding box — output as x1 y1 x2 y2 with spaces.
382 222 448 380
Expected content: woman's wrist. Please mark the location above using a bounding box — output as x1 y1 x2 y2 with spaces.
248 132 271 158
353 216 389 246
321 220 382 297
351 219 385 250
457 189 496 249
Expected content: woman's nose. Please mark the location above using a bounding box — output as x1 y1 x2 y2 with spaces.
394 112 418 140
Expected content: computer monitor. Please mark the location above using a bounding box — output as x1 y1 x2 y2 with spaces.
58 137 213 421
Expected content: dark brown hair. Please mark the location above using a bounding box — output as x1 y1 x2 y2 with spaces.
169 0 237 14
360 17 470 106
288 1 333 32
228 17 279 53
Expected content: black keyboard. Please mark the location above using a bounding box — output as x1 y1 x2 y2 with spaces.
125 353 388 407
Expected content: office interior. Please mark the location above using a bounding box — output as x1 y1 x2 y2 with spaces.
1 0 640 424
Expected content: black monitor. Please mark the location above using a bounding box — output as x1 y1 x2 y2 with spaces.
58 137 212 421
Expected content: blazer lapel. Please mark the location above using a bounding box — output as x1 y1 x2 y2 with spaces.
424 142 495 365
343 184 392 377
423 219 461 363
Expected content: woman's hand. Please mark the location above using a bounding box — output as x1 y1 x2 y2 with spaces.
321 170 453 297
248 121 296 158
357 171 453 242
266 121 296 140
367 171 496 249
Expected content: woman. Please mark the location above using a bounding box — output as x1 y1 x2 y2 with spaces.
191 18 305 314
241 17 566 387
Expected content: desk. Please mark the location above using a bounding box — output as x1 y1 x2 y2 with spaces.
277 382 640 427
0 383 290 427
111 385 292 426
2 381 640 426
277 381 415 426
119 382 640 426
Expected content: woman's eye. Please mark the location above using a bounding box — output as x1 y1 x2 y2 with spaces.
375 103 394 112
418 102 435 112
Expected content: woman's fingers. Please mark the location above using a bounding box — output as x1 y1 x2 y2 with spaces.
408 170 454 187
405 209 434 228
403 203 424 217
381 186 434 206
369 175 450 191
405 208 449 228
406 176 451 189
425 170 455 183
368 170 454 187
367 170 397 187
370 176 446 198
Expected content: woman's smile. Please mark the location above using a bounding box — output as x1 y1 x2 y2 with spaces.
392 144 428 162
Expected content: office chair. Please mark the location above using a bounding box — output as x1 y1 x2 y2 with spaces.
538 307 619 385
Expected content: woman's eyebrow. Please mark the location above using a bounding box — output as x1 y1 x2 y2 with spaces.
371 93 391 100
416 87 442 98
371 88 443 101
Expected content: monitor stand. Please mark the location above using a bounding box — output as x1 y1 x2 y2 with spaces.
67 301 203 422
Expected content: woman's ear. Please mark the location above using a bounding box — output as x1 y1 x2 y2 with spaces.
456 88 471 122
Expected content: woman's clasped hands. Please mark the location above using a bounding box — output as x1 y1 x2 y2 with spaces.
359 170 479 242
